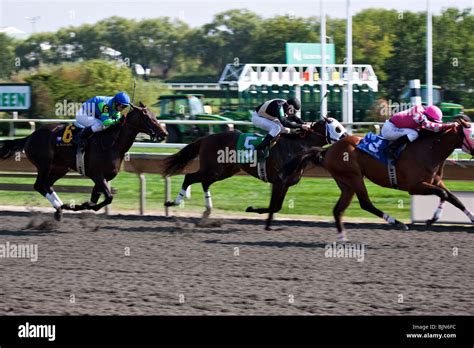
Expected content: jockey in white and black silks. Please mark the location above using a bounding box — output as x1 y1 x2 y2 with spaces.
251 97 310 158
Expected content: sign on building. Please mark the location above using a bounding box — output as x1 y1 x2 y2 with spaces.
0 84 31 111
285 43 335 65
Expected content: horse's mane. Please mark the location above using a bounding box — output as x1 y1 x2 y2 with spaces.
279 120 324 140
455 114 471 123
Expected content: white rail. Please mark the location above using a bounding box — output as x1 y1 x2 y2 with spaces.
0 118 386 126
0 118 469 157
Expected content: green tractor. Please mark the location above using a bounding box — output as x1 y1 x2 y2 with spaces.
401 85 463 121
152 94 235 143
152 94 255 143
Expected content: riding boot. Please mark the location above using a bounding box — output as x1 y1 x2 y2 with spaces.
255 134 274 160
78 126 93 152
385 135 410 160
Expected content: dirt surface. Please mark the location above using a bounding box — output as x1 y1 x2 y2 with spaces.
0 210 472 315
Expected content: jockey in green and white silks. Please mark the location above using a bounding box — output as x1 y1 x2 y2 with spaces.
75 91 131 150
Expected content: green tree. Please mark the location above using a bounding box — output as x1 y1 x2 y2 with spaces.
17 60 132 117
251 15 318 63
432 8 474 106
383 11 426 100
0 33 15 79
129 18 191 79
196 9 262 71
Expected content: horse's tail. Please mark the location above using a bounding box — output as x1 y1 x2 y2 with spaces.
0 136 30 159
162 137 204 176
279 146 325 179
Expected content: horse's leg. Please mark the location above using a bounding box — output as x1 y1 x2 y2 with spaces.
426 180 473 224
33 162 63 220
333 180 355 242
164 171 205 207
45 167 69 221
353 178 408 230
90 183 102 205
201 181 213 219
264 182 289 230
85 177 113 212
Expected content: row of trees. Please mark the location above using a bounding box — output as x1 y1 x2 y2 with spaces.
0 7 473 106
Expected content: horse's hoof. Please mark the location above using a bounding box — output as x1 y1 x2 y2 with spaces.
246 206 255 212
426 219 436 226
399 223 409 231
265 226 272 231
164 201 175 207
337 231 348 242
54 209 62 222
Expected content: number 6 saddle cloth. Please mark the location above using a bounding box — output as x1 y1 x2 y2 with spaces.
54 124 82 147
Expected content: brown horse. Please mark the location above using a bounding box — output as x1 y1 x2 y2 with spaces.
163 117 348 229
0 102 167 221
281 115 474 241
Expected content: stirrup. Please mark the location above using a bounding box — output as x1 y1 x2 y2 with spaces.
257 147 268 161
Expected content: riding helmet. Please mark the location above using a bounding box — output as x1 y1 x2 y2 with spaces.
286 97 301 111
114 91 131 106
424 105 443 123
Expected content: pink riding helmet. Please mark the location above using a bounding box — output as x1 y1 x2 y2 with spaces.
424 105 443 123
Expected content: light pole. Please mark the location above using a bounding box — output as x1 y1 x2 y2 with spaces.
25 16 41 33
346 0 353 133
426 0 433 105
320 0 327 119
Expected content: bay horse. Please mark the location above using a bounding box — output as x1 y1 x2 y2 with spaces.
0 102 167 221
163 117 348 229
281 115 474 241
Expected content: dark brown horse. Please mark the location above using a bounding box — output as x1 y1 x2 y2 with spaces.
0 102 167 221
163 117 348 229
281 115 474 241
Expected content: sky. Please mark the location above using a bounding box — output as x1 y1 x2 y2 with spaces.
0 0 472 34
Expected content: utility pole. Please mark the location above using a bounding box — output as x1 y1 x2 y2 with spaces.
320 0 327 118
426 0 433 105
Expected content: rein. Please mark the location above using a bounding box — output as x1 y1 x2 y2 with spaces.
124 105 158 140
299 121 326 140
430 121 472 153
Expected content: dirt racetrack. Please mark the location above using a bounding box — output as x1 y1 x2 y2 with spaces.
0 210 472 315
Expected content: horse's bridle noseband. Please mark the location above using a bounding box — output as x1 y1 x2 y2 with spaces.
299 119 347 145
126 104 164 142
435 119 473 155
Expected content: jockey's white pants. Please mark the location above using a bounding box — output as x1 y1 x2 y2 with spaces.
251 111 285 137
381 120 419 142
75 109 105 133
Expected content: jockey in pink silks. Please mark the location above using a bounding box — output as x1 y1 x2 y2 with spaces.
382 105 457 159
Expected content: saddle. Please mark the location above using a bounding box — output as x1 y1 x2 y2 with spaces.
356 132 406 166
236 133 279 182
54 124 82 147
357 132 408 188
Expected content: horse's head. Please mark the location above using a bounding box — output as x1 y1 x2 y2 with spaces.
455 115 474 156
308 116 348 145
125 102 168 142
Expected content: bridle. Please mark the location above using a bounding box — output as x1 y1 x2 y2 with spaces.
299 119 347 145
433 118 473 154
458 120 473 155
125 103 164 142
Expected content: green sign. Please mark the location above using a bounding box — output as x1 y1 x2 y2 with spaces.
285 43 335 64
0 84 31 111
